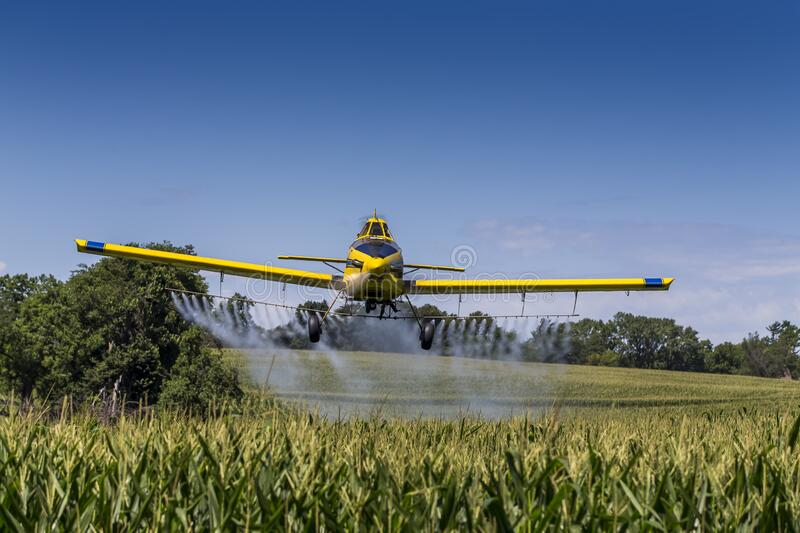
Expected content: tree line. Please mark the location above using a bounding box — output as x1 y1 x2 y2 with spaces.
257 300 799 379
567 314 799 377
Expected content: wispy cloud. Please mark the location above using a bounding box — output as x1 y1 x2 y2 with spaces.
462 218 800 343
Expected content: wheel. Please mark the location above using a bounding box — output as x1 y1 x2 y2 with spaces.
307 312 321 343
420 321 435 350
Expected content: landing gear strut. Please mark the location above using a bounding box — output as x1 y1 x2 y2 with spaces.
378 301 398 319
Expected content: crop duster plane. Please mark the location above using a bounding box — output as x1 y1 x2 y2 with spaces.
76 213 673 350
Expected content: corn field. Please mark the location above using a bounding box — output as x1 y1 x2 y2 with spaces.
1 397 800 531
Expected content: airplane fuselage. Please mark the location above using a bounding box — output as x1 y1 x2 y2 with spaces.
343 236 405 303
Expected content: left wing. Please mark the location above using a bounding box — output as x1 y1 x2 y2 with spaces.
76 240 336 288
408 277 673 294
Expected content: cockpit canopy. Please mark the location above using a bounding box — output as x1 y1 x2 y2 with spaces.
357 218 393 240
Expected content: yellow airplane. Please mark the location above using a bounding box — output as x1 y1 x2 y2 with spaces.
76 212 673 349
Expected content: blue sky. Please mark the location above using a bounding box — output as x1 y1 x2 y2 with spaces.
1 1 798 343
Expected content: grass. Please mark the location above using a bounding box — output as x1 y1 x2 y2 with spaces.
2 351 800 530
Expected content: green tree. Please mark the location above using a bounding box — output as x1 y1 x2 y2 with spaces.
1 243 242 406
0 274 62 398
766 321 800 378
705 342 744 374
741 322 800 378
585 349 619 366
567 318 612 364
158 328 243 413
522 319 571 362
609 313 709 372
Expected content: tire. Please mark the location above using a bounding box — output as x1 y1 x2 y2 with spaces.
420 321 435 351
308 312 321 343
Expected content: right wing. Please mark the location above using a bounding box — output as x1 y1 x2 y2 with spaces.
76 240 336 288
408 277 673 294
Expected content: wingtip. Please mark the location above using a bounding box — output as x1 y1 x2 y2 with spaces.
76 239 107 253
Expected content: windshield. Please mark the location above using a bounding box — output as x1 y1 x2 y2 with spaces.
355 241 399 258
358 223 370 236
381 223 392 238
369 223 384 237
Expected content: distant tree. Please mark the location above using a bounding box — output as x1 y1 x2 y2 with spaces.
278 300 329 349
766 321 800 378
741 334 771 377
609 313 709 372
741 322 800 378
523 319 571 363
567 318 612 364
215 292 261 337
294 300 329 325
416 303 447 319
705 342 745 374
585 349 619 367
335 301 363 315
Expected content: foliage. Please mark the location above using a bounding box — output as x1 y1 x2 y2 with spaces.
0 244 242 407
566 318 612 364
159 346 244 414
1 397 800 529
215 292 259 336
568 313 748 374
0 274 62 399
741 322 800 379
585 349 619 366
705 342 745 374
522 320 571 362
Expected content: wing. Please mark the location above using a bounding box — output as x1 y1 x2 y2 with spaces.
76 240 336 288
408 277 673 294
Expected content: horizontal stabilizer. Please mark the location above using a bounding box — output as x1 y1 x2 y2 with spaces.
403 263 465 272
277 255 347 263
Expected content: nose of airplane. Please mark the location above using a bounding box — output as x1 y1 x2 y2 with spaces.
365 256 391 274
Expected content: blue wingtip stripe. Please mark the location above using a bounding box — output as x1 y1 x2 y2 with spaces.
644 277 663 287
86 241 105 252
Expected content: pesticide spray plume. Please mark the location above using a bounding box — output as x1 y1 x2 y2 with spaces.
171 291 572 418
